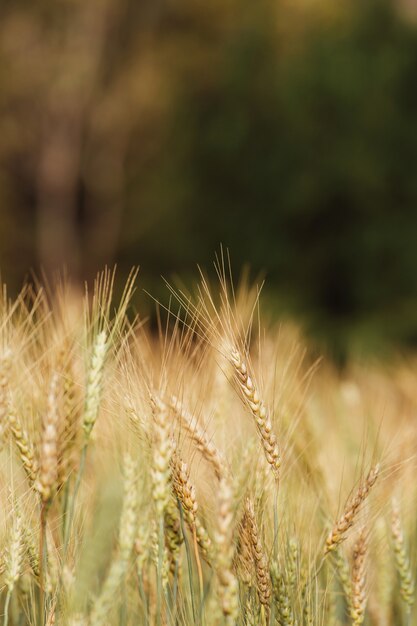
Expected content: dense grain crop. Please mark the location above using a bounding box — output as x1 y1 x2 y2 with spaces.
0 267 415 625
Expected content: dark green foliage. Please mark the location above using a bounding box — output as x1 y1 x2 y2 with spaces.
2 0 417 355
142 0 417 354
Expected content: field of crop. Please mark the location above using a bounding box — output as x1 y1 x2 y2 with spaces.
0 266 415 625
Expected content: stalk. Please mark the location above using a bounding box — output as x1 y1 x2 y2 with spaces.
3 589 11 626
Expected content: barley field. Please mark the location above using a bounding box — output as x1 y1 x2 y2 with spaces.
0 267 415 625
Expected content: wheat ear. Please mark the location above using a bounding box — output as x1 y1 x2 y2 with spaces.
151 399 172 516
23 520 40 579
287 538 298 589
391 499 415 612
36 372 60 504
350 529 368 626
4 505 24 626
271 562 295 626
216 477 239 623
164 496 183 576
0 348 12 447
245 498 272 614
4 508 24 593
135 523 151 571
333 547 352 602
82 330 107 439
58 366 80 487
170 450 212 561
234 513 254 586
325 465 379 553
8 410 38 484
169 395 224 480
229 347 281 479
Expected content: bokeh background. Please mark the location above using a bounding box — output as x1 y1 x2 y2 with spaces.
1 0 417 359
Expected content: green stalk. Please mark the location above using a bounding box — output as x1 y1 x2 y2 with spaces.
3 589 12 626
61 479 71 543
172 557 180 624
39 503 48 626
137 570 149 626
156 516 164 626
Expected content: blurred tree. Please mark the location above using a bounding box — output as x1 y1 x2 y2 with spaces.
1 0 417 356
0 0 167 283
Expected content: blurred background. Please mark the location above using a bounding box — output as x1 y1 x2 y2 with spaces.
1 0 417 359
